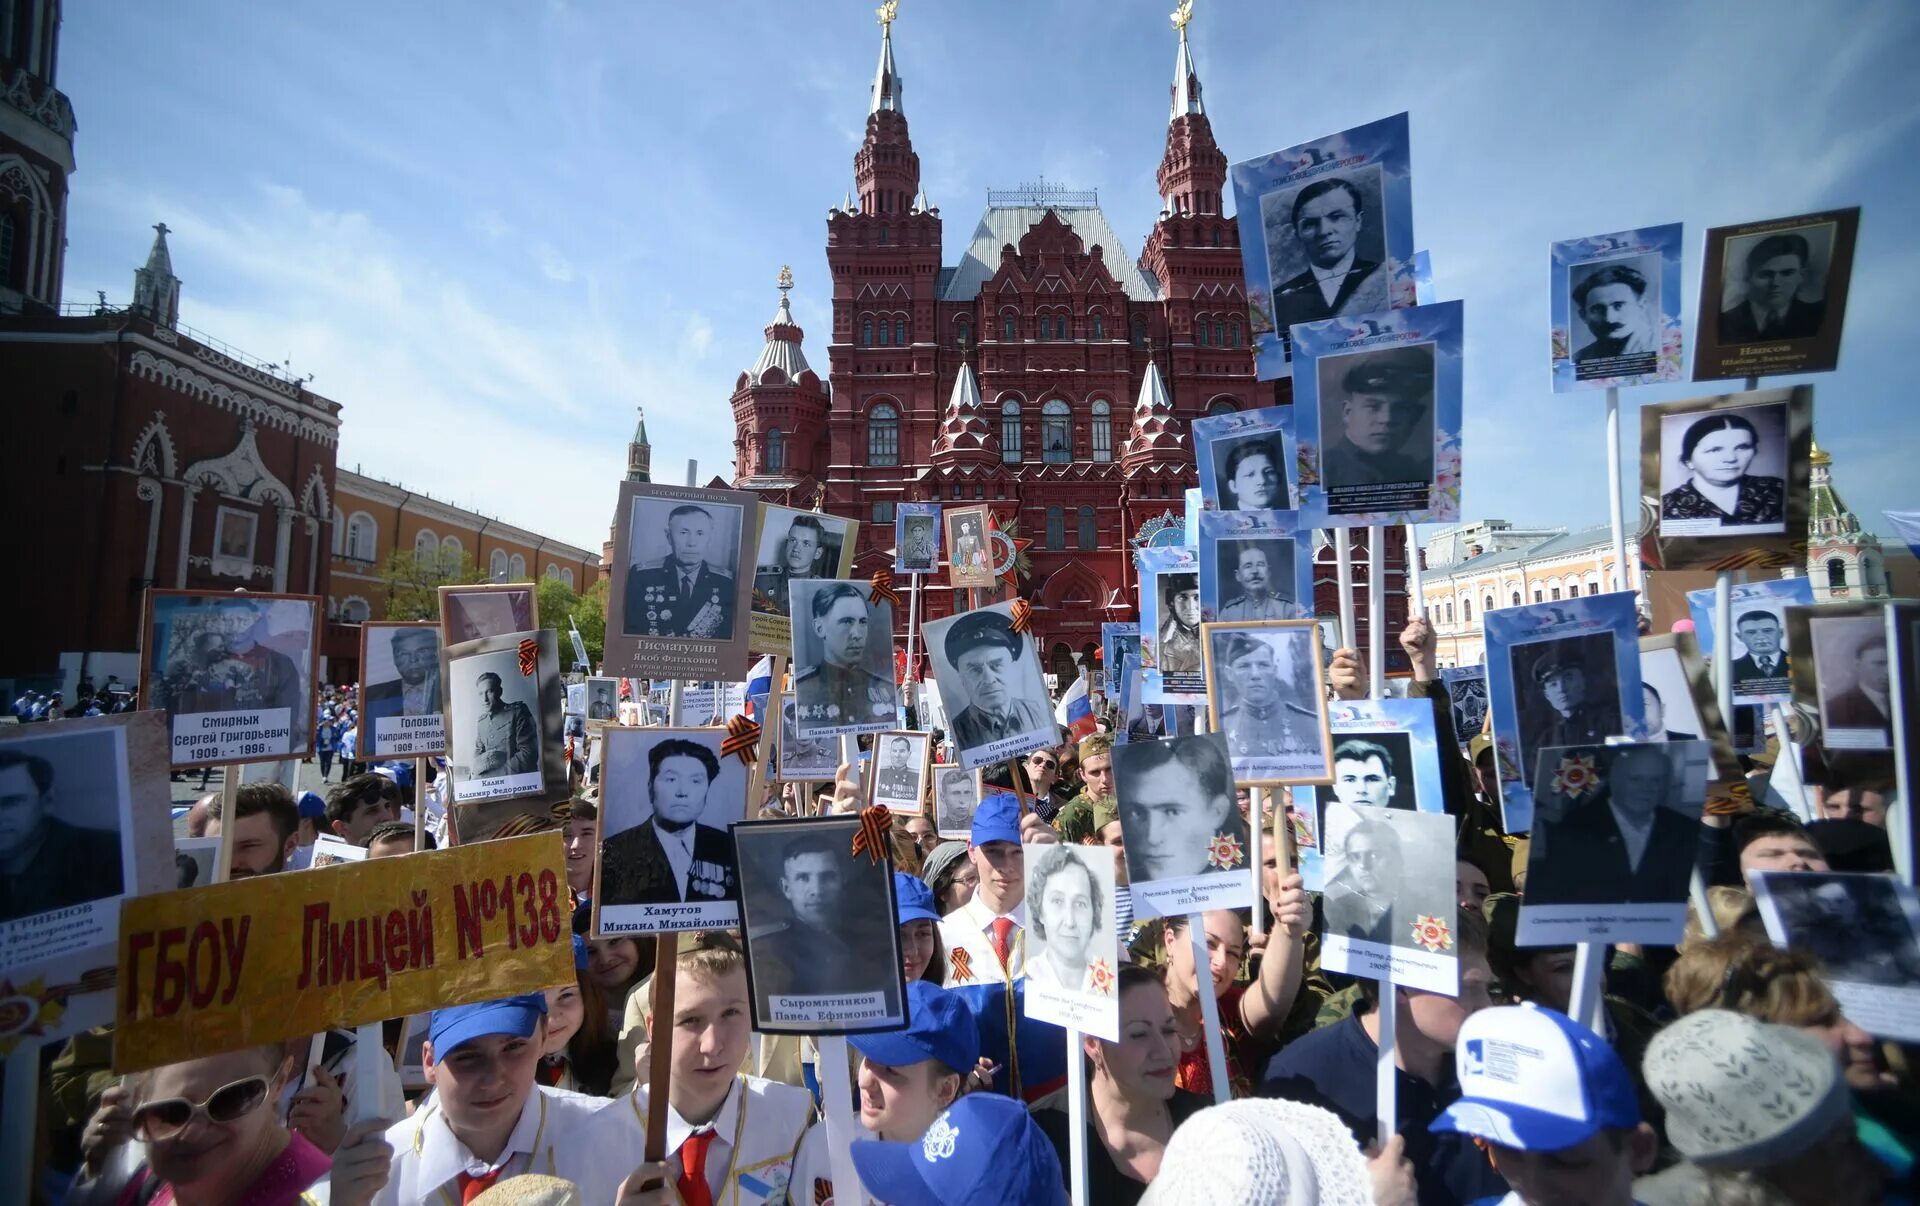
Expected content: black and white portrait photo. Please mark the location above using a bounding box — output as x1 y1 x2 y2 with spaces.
1569 254 1660 382
738 817 906 1034
1695 209 1859 380
1113 732 1253 916
868 731 929 814
605 482 759 682
1813 614 1893 750
896 508 940 575
359 622 446 759
1752 870 1920 1043
1639 647 1705 744
1314 344 1436 517
789 579 898 738
1157 572 1203 677
441 585 536 644
1261 170 1392 351
1509 634 1623 791
596 727 746 933
944 505 996 589
922 602 1057 769
1319 802 1456 992
1203 622 1332 786
1212 434 1289 513
1022 842 1120 1040
142 590 318 768
1216 537 1299 622
932 764 978 838
1657 403 1789 537
586 676 618 722
211 506 258 578
445 638 548 804
1520 742 1706 943
751 506 851 620
1329 733 1417 811
1729 601 1794 703
773 692 836 782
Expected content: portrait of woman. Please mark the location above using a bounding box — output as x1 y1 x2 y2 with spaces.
1025 844 1106 994
1660 411 1785 530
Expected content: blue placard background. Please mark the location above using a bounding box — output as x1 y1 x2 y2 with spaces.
1550 223 1684 393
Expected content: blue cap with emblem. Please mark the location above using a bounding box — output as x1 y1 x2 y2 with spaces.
850 980 979 1077
427 992 548 1064
969 792 1022 847
851 1091 1066 1206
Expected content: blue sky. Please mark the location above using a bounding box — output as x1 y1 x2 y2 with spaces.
55 0 1920 552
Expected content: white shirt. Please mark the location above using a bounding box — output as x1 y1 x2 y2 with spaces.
402 674 438 717
656 820 696 897
1609 802 1654 870
789 1119 879 1206
605 1074 815 1206
1311 248 1358 306
374 1085 622 1206
938 895 1028 986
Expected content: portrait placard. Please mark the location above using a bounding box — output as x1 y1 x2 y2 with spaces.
1788 603 1893 751
1285 785 1325 893
593 725 745 934
1201 620 1331 786
1438 666 1488 738
1483 591 1647 834
1198 512 1311 625
1101 623 1140 697
358 622 447 759
443 629 566 808
1693 207 1861 381
174 836 219 890
1685 576 1813 706
1319 803 1456 994
736 816 907 1034
787 579 898 738
139 589 320 769
1113 732 1254 918
1324 698 1446 814
1519 741 1708 945
772 691 836 783
895 502 943 576
1550 224 1684 392
1116 650 1167 747
1136 546 1204 706
1640 633 1743 781
922 600 1058 770
1022 842 1121 1042
943 504 997 589
585 676 619 724
211 505 259 579
0 712 174 1056
309 834 368 869
1230 112 1417 380
1639 386 1812 571
1192 406 1296 512
1752 870 1920 1043
930 763 980 839
747 504 858 655
1291 299 1463 529
604 480 758 683
868 731 930 814
440 584 538 645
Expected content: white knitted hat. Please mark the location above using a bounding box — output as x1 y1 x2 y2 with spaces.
1642 1009 1851 1169
1139 1099 1373 1206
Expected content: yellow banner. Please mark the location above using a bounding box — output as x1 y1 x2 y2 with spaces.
114 833 572 1074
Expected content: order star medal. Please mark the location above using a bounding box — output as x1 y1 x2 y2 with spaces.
1411 914 1453 953
1206 832 1244 871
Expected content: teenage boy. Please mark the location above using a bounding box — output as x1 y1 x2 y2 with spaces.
326 773 402 847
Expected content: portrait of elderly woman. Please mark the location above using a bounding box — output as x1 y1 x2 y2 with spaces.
1660 409 1786 531
1025 844 1111 995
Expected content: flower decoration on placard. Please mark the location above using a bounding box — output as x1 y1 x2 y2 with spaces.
1207 831 1245 871
949 948 975 983
516 638 538 677
1089 958 1116 997
852 805 894 863
868 570 900 608
1411 915 1453 953
1552 753 1600 800
721 714 761 766
0 977 67 1056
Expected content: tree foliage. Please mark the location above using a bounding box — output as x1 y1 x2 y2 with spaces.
374 549 488 621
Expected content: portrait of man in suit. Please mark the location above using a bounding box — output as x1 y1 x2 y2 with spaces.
622 503 738 640
1717 230 1827 344
1729 609 1790 687
1820 630 1892 747
363 626 442 735
1268 177 1391 343
1527 744 1700 906
599 736 740 907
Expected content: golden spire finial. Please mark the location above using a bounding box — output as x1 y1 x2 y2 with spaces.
877 0 898 31
1171 0 1194 35
777 264 794 295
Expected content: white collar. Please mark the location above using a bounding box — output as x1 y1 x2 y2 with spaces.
955 894 1026 931
416 1089 547 1194
1310 248 1357 284
663 1077 744 1156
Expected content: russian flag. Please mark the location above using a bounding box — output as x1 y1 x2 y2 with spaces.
1054 673 1096 741
744 655 775 720
1886 511 1920 561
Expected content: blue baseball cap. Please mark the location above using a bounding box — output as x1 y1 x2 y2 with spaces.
850 981 979 1078
571 933 589 971
894 873 942 925
970 792 1023 848
428 993 548 1064
1430 1002 1640 1151
295 791 326 819
851 1092 1065 1206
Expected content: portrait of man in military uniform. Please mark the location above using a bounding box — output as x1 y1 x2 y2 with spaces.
751 509 849 619
898 512 938 573
146 594 315 755
869 732 929 813
1515 637 1623 787
598 732 742 914
1157 573 1203 678
1205 625 1330 785
790 581 897 737
1217 539 1298 622
926 604 1055 769
1316 344 1436 516
774 694 835 781
622 501 742 640
943 505 997 589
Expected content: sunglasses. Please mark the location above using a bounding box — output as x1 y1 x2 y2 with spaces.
132 1076 270 1141
1027 756 1058 770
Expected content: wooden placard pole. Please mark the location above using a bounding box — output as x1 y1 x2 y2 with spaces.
643 931 678 1164
413 755 429 849
1248 786 1267 938
213 769 240 884
818 1035 866 1206
903 574 922 729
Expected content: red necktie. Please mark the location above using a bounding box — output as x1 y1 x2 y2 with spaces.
457 1170 502 1204
990 917 1016 968
678 1129 716 1206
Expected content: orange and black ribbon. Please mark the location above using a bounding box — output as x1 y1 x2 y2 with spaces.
722 714 761 766
517 638 539 676
851 804 893 863
949 947 975 983
1008 598 1034 635
869 569 901 608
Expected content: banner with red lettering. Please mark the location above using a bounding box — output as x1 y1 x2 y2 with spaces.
113 833 572 1073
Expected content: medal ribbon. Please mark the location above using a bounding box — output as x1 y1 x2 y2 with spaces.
868 569 901 608
516 638 538 676
721 714 761 766
1008 598 1034 635
949 948 974 982
851 804 893 863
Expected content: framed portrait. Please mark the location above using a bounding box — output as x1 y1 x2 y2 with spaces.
1191 406 1296 512
358 622 447 759
1136 546 1204 706
1789 603 1893 752
211 505 259 579
922 600 1057 770
1291 300 1463 529
1113 732 1254 917
736 816 907 1034
1197 512 1311 625
1483 591 1647 834
1519 741 1708 945
895 502 943 576
1229 112 1417 380
1550 224 1684 392
1022 842 1121 1041
440 583 538 645
772 691 837 783
1200 620 1331 786
1323 698 1446 814
1640 633 1743 782
443 629 565 809
788 579 898 739
747 504 858 655
1639 386 1813 572
1693 207 1861 381
0 712 174 1053
585 676 620 724
1101 623 1140 697
868 731 930 814
1752 871 1920 1043
943 504 997 590
1685 576 1814 706
1319 803 1457 993
1439 666 1488 738
930 763 980 839
594 726 747 934
139 589 320 769
604 480 758 683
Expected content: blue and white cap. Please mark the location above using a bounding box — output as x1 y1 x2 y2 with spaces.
1429 1002 1640 1151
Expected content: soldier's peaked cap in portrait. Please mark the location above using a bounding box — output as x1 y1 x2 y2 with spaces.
1532 652 1581 683
945 610 1023 664
1342 345 1433 398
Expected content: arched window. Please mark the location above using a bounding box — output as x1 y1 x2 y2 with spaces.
1212 226 1224 247
1055 316 1069 340
1091 400 1112 463
861 318 873 346
1213 322 1226 346
1001 400 1023 463
413 529 439 568
868 403 900 466
1195 320 1210 347
1131 315 1148 347
955 317 972 348
1003 312 1019 342
0 213 15 286
1511 591 1521 607
1483 595 1494 616
439 535 464 575
545 563 561 580
347 513 375 561
1444 600 1454 624
331 507 345 556
1046 506 1065 549
1462 598 1473 624
1226 322 1240 348
1827 557 1848 592
1207 398 1238 417
1042 400 1071 463
1091 313 1104 340
765 428 785 472
877 320 892 347
509 553 527 579
1077 506 1097 550
490 549 509 580
563 568 575 589
1568 582 1580 598
340 597 371 624
894 319 907 346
